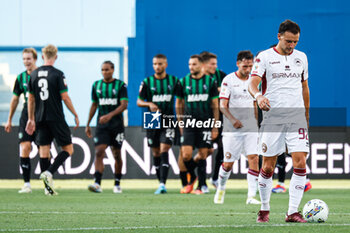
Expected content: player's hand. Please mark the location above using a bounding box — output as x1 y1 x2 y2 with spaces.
25 119 35 135
232 119 243 129
4 121 12 133
99 114 112 124
85 126 92 138
149 103 159 112
257 95 271 111
74 116 80 130
211 127 219 140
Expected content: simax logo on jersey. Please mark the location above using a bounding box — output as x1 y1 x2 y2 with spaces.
152 94 172 102
99 98 117 105
187 94 209 102
38 71 48 77
272 73 301 79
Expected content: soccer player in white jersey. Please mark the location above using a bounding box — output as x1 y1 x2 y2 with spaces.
214 51 260 205
249 19 310 223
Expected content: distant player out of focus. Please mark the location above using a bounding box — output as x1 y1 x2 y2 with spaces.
86 61 128 194
5 48 38 193
214 50 261 205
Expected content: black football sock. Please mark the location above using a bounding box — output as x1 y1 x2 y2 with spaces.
180 171 188 186
197 159 207 188
184 158 197 183
114 173 122 186
212 146 223 181
277 153 286 183
93 171 102 185
48 151 70 175
40 158 51 172
160 152 169 184
20 157 31 183
153 156 161 181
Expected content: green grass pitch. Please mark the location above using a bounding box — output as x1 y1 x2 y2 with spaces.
0 179 350 233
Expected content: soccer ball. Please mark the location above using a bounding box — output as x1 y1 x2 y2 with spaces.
302 199 329 223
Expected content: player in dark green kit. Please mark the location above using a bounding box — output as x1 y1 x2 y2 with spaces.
200 51 227 189
176 54 220 194
26 44 79 195
137 54 178 194
5 48 40 193
86 61 128 194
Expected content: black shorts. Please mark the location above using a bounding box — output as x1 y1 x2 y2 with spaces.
94 125 124 148
18 109 35 143
36 121 72 146
181 128 212 149
146 128 175 148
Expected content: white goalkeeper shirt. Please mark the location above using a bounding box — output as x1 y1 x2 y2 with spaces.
220 72 257 133
251 47 308 125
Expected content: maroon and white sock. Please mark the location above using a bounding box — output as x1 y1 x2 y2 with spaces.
247 169 259 198
258 169 273 211
218 164 231 190
288 168 306 215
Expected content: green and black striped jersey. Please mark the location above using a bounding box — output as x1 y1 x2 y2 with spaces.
176 74 219 120
138 74 178 115
211 68 226 87
13 71 31 107
91 79 128 128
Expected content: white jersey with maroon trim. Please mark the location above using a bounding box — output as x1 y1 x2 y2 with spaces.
219 72 257 133
251 47 308 125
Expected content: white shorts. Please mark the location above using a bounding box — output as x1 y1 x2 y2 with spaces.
259 123 309 157
222 132 258 162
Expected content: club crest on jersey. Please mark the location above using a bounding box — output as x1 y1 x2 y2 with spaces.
262 143 267 153
203 84 207 90
225 152 232 159
294 58 302 66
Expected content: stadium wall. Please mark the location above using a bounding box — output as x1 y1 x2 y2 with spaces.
127 0 350 126
0 127 349 179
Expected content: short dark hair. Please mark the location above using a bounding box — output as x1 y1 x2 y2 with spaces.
190 54 203 63
200 51 217 63
102 60 114 69
278 19 300 35
153 54 167 59
237 50 254 62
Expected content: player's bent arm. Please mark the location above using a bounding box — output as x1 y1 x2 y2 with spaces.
175 98 184 122
302 80 310 126
248 75 262 98
27 93 35 121
86 102 98 127
5 95 20 132
107 99 128 118
211 98 220 124
61 92 79 128
220 98 240 126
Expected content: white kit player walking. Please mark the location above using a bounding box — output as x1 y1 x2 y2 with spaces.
214 51 260 205
249 19 310 223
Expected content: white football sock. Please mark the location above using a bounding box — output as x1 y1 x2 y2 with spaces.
218 165 231 190
247 169 259 198
288 168 306 215
258 169 273 211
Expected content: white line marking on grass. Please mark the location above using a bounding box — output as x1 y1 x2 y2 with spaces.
1 223 350 232
0 211 349 215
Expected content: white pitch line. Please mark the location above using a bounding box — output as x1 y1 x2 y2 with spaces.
1 223 350 232
0 211 349 215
